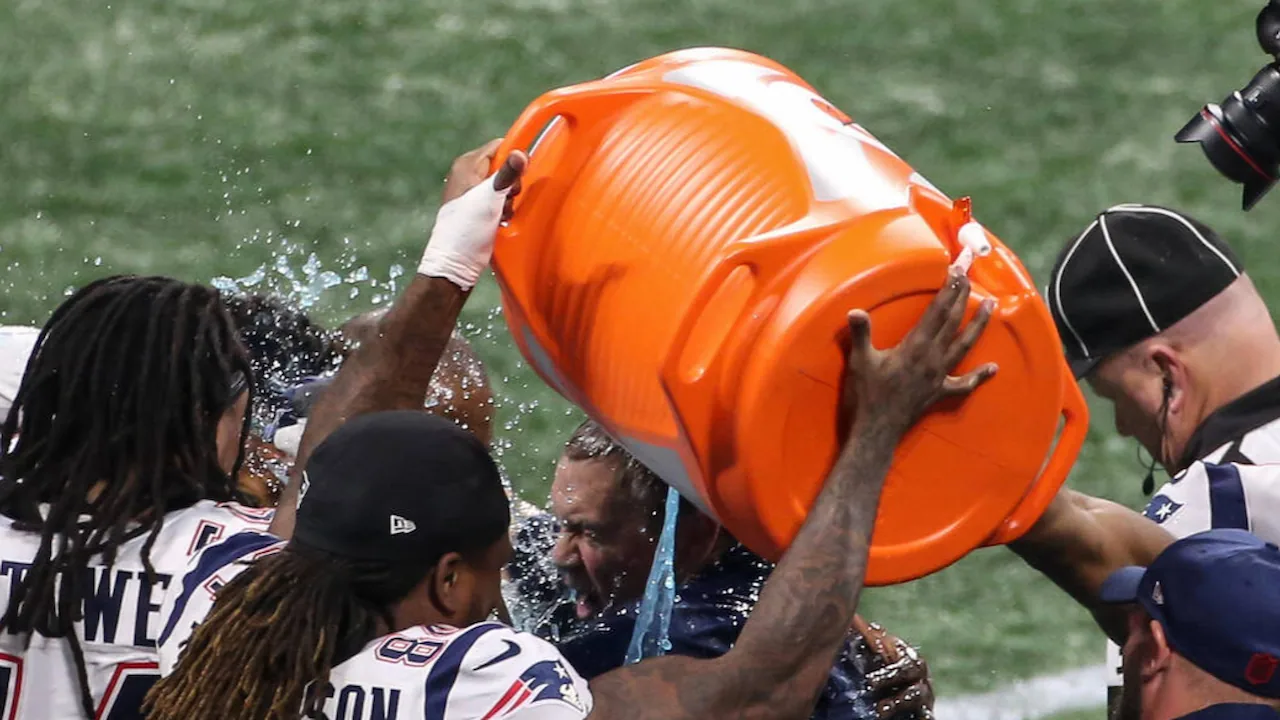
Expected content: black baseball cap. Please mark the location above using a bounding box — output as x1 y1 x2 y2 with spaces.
1046 204 1244 379
294 410 510 563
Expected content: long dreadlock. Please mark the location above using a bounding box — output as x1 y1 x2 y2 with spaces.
144 542 425 720
0 275 254 717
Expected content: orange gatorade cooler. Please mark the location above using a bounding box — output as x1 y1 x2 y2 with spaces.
491 47 1088 584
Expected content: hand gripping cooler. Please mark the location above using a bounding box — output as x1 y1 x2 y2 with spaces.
491 48 1088 584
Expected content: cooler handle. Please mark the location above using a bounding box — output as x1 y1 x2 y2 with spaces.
659 222 847 441
491 79 659 177
982 366 1090 546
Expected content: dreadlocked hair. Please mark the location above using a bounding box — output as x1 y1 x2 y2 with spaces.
0 275 254 718
145 541 424 720
221 292 346 434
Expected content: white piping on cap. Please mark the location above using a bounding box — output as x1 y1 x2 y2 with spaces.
1107 203 1241 277
1099 214 1160 333
1051 220 1098 358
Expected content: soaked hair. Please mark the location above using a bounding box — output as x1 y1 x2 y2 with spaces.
0 275 253 717
221 293 346 433
145 542 424 720
562 419 694 521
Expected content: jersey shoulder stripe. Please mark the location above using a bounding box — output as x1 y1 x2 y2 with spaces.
157 531 282 646
424 623 505 720
1205 462 1249 529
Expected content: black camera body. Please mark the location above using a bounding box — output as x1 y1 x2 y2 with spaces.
1177 0 1280 210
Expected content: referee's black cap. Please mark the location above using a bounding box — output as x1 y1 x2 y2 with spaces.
293 410 510 563
1046 204 1244 379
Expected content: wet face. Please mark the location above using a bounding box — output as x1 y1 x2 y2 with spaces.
1088 354 1173 467
216 390 250 476
550 457 659 619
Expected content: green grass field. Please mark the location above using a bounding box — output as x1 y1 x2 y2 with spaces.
4 0 1278 712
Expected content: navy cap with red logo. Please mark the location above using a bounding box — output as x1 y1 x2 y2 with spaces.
1100 527 1280 698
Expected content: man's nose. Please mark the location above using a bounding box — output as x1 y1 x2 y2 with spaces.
551 531 579 569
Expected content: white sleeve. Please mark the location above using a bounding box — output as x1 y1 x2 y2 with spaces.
1146 461 1280 543
441 625 593 720
1238 463 1280 543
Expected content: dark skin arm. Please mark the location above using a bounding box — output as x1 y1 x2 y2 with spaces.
586 269 998 720
1007 487 1174 644
268 141 526 539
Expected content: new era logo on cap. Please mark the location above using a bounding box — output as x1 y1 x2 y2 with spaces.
1047 204 1243 378
390 514 417 536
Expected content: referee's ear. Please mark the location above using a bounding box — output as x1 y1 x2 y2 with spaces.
1147 345 1187 415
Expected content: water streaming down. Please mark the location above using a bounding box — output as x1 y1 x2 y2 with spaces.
625 485 681 663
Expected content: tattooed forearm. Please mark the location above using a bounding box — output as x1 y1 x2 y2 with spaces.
587 417 903 720
269 275 467 538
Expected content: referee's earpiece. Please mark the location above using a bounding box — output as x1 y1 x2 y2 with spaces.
1142 376 1175 496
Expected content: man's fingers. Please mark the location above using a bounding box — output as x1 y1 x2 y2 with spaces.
847 310 874 363
494 151 529 192
935 271 973 345
915 268 969 342
942 296 995 369
940 363 998 398
865 655 928 693
473 138 504 163
873 679 933 720
852 616 901 664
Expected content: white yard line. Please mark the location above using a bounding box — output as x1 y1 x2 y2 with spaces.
934 664 1108 720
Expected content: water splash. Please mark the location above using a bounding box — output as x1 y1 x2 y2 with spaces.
211 246 352 310
625 485 681 663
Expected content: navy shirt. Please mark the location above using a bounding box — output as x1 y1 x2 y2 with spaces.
1178 704 1280 719
512 516 877 720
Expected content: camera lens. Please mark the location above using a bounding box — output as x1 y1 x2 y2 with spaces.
1176 63 1280 210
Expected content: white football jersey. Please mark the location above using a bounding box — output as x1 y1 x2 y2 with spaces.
1105 411 1280 693
159 532 594 720
0 500 274 719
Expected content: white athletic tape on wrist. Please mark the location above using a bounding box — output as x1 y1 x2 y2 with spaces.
417 174 513 290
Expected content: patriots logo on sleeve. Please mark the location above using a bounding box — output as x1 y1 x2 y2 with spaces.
1144 495 1184 524
481 660 585 718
